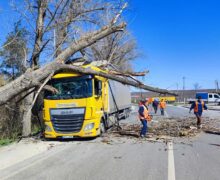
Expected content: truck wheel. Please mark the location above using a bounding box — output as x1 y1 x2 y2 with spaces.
126 109 130 118
100 118 106 134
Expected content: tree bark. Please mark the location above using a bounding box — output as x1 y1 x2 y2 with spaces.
22 93 33 137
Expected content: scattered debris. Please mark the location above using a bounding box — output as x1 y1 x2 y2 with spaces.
47 143 55 150
114 156 122 159
107 117 220 141
101 137 112 145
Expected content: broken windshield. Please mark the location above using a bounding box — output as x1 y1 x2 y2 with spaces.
45 75 93 99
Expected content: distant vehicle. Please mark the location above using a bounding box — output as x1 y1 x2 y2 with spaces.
150 96 176 102
188 92 220 104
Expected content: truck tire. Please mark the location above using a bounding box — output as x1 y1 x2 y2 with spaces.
125 109 130 118
100 118 106 134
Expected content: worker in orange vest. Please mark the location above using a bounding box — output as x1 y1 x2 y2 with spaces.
138 100 151 138
147 97 153 105
159 99 166 116
189 96 208 129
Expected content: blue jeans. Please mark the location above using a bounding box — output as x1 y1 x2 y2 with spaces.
161 108 165 115
140 120 148 136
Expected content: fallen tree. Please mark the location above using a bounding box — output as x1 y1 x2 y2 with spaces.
0 1 176 137
0 21 176 106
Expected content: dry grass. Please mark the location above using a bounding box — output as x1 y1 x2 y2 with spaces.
0 104 22 139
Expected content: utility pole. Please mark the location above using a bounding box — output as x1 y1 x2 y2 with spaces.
182 77 185 103
176 83 179 102
215 80 219 93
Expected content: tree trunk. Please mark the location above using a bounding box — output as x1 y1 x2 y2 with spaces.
22 0 48 136
0 61 176 107
22 93 34 136
31 0 48 67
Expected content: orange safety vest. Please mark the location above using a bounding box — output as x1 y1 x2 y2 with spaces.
194 101 204 112
148 98 153 104
160 101 166 109
139 105 151 121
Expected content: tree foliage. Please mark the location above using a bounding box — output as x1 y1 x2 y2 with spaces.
0 21 28 80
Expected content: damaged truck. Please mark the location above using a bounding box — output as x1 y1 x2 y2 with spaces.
43 65 131 139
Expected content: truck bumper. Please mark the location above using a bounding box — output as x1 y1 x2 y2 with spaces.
44 118 101 139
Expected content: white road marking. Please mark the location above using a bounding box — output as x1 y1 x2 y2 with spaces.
167 141 176 180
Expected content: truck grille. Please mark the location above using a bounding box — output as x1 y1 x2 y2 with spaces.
50 108 85 133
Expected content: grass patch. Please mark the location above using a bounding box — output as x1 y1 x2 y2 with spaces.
31 124 43 136
0 138 15 147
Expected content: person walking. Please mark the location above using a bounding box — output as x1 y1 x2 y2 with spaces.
147 97 153 105
152 98 159 114
189 96 208 129
138 100 151 138
159 99 166 116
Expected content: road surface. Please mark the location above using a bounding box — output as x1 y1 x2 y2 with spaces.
0 105 220 180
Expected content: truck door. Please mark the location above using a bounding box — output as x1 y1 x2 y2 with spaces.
208 94 213 102
214 94 220 102
94 78 103 118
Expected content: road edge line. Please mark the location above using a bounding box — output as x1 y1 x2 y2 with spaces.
168 141 176 180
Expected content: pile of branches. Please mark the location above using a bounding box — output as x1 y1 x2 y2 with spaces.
109 117 220 139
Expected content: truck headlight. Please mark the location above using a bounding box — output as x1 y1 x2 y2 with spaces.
45 124 52 132
84 123 94 131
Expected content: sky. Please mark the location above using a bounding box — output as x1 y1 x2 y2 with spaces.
127 0 220 90
0 0 220 90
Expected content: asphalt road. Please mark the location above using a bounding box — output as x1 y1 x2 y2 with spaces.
1 105 220 180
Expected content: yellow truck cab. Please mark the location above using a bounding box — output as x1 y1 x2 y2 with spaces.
43 65 131 139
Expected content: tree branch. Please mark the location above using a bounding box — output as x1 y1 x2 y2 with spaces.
56 64 177 96
55 23 126 63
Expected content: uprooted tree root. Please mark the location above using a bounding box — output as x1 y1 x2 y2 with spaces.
108 117 220 139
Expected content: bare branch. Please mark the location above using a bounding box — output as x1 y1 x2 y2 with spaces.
31 0 48 68
0 31 20 49
29 72 54 112
58 64 177 96
111 2 128 24
108 70 149 77
44 0 64 32
55 22 126 63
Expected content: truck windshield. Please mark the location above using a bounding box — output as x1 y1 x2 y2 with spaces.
45 75 93 99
